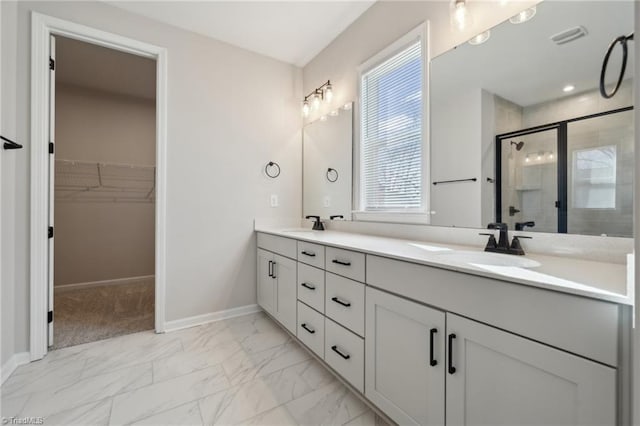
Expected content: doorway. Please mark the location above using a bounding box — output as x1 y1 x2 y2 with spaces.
30 12 168 360
50 36 157 349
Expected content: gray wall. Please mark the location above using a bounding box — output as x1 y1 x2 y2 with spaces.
54 84 156 286
1 1 302 364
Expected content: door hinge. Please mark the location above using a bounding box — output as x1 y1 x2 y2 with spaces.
48 226 54 239
49 57 55 71
49 142 54 154
48 311 53 323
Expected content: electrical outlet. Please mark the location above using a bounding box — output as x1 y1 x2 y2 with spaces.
270 194 279 207
323 196 331 207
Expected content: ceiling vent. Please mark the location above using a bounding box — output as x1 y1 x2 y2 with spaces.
550 26 588 45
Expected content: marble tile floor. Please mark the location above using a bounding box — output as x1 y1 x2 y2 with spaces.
1 312 391 425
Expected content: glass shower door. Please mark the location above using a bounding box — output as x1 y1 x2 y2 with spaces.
499 128 559 233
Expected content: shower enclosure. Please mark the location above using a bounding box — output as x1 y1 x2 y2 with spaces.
496 106 633 237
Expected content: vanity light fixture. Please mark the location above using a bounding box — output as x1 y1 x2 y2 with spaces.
469 30 491 45
301 80 334 116
509 6 536 24
563 84 575 93
451 0 471 31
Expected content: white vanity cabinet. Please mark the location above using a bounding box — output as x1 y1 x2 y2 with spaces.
446 313 616 426
256 235 297 334
365 287 445 426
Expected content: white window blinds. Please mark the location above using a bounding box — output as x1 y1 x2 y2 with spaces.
360 39 424 212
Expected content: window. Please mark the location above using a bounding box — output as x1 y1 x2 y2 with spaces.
357 25 427 220
571 146 617 209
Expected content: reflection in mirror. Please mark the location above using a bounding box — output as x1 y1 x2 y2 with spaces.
303 103 353 220
430 1 633 236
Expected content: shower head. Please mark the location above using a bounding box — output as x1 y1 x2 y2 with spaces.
511 141 525 151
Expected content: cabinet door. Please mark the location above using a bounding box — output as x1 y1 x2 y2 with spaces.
365 287 445 426
273 254 297 334
257 249 275 315
446 313 616 426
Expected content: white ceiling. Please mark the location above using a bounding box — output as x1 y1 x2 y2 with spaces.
56 36 157 99
431 1 634 107
108 1 375 67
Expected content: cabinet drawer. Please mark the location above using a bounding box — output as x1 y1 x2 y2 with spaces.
325 318 364 393
297 241 325 269
325 247 365 282
257 233 297 259
298 263 325 313
325 273 365 336
297 302 325 359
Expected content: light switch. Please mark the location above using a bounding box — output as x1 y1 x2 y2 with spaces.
270 194 279 207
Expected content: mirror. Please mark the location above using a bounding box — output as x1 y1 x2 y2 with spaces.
430 1 634 237
303 103 353 220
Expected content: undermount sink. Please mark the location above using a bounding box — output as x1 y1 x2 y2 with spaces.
436 250 541 268
281 228 315 233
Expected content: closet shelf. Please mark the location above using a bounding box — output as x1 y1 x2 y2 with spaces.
55 159 156 203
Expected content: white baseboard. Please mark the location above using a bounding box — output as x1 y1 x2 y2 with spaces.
55 275 155 292
1 352 31 384
163 304 261 333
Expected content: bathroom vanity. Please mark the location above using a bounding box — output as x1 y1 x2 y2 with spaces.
255 229 632 426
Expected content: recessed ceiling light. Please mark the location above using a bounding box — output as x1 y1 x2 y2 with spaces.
509 6 536 24
563 85 575 93
468 30 491 46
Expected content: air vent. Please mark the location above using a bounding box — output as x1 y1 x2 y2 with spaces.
550 26 588 45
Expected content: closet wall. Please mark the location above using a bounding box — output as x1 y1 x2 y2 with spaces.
54 83 156 286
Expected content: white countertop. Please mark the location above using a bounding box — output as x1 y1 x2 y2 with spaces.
255 227 633 305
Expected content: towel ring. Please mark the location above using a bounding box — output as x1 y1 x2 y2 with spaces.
600 33 634 99
326 168 338 182
265 161 281 178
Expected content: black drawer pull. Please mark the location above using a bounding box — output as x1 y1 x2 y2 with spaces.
301 282 316 290
301 323 315 334
301 251 316 257
448 333 456 375
332 259 351 266
430 328 438 367
331 297 351 307
268 260 273 278
331 345 351 360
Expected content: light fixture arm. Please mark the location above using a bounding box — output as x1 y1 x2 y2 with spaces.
303 80 331 101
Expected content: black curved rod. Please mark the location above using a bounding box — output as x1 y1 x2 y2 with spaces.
600 33 634 99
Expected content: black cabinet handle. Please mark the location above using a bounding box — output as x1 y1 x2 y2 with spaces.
301 282 316 290
272 262 277 279
268 260 273 278
301 323 315 334
331 297 351 307
332 259 351 266
301 251 316 257
331 345 351 360
430 328 438 367
448 333 457 374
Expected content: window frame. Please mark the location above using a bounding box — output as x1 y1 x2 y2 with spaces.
353 23 430 224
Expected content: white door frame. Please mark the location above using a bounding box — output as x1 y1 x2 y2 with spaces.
30 12 168 360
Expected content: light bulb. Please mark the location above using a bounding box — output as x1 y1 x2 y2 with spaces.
343 103 352 110
468 30 490 46
329 110 339 116
319 115 327 122
509 6 536 24
324 83 333 103
302 100 310 117
563 84 575 93
525 156 530 163
451 0 470 31
312 92 321 110
548 153 554 160
537 154 542 161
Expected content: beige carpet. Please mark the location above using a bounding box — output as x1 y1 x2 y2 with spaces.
53 277 155 349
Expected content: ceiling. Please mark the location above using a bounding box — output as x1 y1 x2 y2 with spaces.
56 36 156 99
431 1 634 108
108 1 375 67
